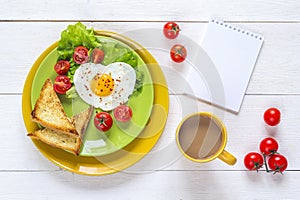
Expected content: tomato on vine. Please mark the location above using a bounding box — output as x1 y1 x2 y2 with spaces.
268 154 288 173
244 152 264 171
259 137 279 156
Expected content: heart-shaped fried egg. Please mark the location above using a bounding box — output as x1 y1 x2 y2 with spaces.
73 62 136 111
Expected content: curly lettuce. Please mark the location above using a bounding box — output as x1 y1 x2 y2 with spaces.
57 22 144 97
57 22 101 60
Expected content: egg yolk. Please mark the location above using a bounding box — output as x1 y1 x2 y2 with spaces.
91 74 115 97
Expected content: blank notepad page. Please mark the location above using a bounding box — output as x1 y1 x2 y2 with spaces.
200 19 264 112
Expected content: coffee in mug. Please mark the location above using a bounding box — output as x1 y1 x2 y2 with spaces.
176 112 236 165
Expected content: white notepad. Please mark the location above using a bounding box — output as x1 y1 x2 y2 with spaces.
197 19 264 112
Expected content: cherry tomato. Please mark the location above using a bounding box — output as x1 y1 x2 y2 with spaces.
263 107 281 126
53 75 72 94
91 48 105 64
114 105 133 122
268 154 288 173
170 44 187 63
244 152 264 171
259 137 279 156
94 112 113 132
54 60 70 75
163 22 180 39
73 46 89 64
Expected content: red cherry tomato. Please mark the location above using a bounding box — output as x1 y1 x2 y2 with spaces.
259 137 279 156
163 22 180 39
53 75 72 94
54 60 70 75
73 46 89 64
94 112 113 132
114 105 133 122
268 154 288 173
244 152 264 171
91 48 105 64
170 44 187 63
264 107 281 126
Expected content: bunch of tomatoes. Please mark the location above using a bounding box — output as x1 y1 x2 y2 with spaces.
164 23 288 174
163 22 187 63
93 105 133 132
53 46 105 94
244 107 288 174
53 46 132 133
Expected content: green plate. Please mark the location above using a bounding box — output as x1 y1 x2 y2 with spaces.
31 35 154 157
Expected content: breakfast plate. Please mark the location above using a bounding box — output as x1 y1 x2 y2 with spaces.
30 34 154 157
22 30 169 175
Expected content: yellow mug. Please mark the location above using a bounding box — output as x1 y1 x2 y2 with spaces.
176 112 236 165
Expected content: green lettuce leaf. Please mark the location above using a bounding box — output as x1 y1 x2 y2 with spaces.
57 22 144 98
57 22 101 60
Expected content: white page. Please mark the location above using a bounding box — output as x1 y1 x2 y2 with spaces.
197 19 264 112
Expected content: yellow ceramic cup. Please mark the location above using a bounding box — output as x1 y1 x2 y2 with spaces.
176 112 236 165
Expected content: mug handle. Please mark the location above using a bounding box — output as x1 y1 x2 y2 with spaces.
218 150 237 165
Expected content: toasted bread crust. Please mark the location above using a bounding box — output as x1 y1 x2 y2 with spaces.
28 129 80 155
28 106 94 156
73 106 94 139
31 79 79 136
28 78 94 156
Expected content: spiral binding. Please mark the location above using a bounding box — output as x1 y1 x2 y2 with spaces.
211 19 263 41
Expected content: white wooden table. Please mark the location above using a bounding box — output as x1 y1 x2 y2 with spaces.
1 1 300 199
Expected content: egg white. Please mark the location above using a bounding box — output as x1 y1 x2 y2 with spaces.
73 62 136 111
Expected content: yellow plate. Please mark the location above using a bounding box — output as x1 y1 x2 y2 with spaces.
30 33 154 157
22 30 169 176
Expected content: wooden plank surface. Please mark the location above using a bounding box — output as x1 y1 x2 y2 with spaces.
3 94 300 171
0 22 300 94
1 171 300 200
1 0 300 21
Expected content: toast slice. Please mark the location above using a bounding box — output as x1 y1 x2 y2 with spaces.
28 106 94 155
72 106 94 139
31 79 78 136
28 128 81 155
